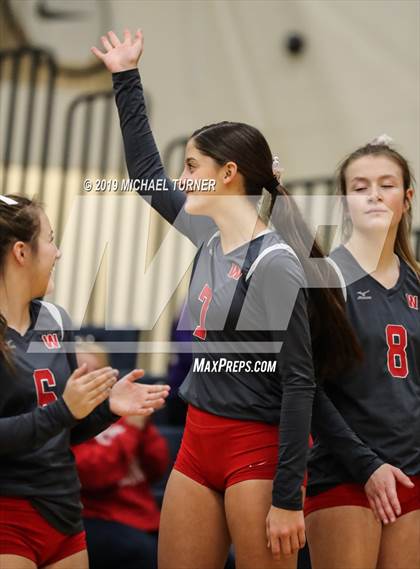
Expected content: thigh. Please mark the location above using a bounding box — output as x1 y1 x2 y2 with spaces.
305 506 381 569
44 550 88 569
377 509 420 569
0 556 36 569
225 479 297 569
158 469 231 569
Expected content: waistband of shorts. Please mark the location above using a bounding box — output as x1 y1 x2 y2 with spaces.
0 496 35 511
186 404 277 431
304 475 420 517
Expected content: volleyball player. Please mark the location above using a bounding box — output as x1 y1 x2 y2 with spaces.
305 138 420 569
91 29 378 569
0 195 170 568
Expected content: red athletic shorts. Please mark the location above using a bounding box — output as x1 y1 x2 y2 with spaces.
0 497 86 567
174 404 308 492
304 475 420 517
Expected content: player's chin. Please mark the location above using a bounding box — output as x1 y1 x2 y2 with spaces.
365 218 394 233
355 217 392 234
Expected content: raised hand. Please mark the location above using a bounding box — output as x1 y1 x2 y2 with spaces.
364 463 414 524
91 29 144 73
109 369 170 416
63 364 118 420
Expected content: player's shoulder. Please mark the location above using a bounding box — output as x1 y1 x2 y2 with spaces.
32 300 73 336
197 225 222 252
247 233 306 286
403 260 420 292
330 245 354 271
329 245 366 288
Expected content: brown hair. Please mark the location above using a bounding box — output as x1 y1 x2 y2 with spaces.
337 142 419 278
0 195 42 369
192 122 362 381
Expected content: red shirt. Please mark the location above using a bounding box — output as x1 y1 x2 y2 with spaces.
73 419 169 532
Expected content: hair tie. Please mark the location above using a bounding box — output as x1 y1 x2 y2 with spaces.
0 195 19 206
264 177 279 193
272 155 285 184
369 134 393 147
264 155 285 193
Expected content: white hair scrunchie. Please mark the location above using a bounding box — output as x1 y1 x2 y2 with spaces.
0 195 19 206
369 134 394 147
272 156 285 185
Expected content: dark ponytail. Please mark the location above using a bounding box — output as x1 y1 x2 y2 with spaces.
0 195 42 370
0 311 11 370
268 183 362 380
192 122 362 381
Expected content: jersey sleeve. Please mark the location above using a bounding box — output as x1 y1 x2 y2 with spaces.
112 68 216 245
259 252 316 510
311 385 384 483
0 397 77 455
70 399 119 446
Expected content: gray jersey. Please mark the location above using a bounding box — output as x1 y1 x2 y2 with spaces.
114 69 316 509
0 301 117 534
308 246 420 495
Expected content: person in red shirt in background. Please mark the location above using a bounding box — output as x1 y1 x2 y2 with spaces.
73 344 170 569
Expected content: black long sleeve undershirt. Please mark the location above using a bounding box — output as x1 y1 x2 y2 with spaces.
113 68 215 246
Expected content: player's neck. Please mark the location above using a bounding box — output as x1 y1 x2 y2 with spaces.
213 200 268 255
0 277 32 335
346 228 399 283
